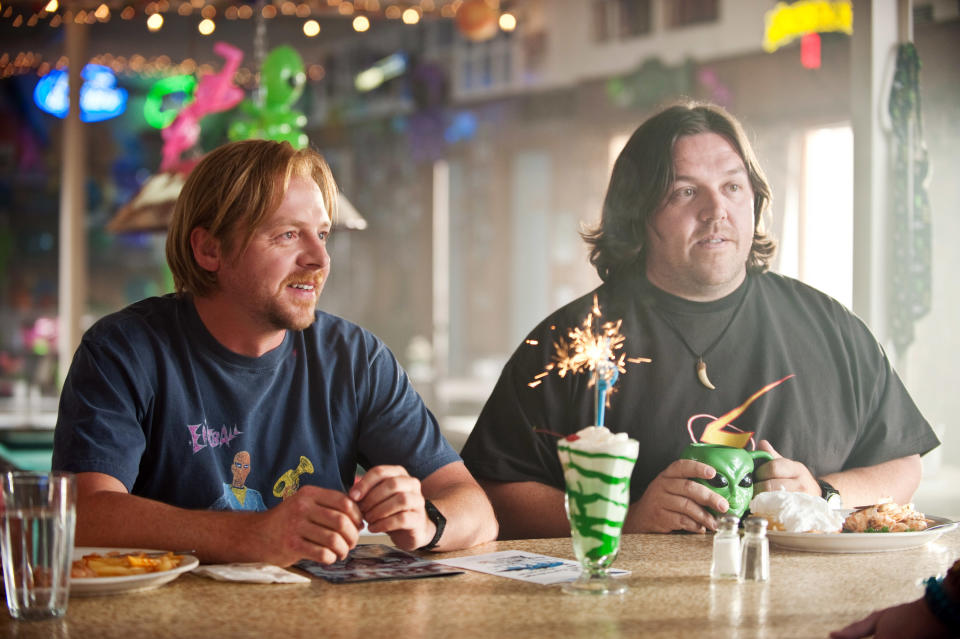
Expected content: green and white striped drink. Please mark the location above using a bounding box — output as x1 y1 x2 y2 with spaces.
557 426 639 595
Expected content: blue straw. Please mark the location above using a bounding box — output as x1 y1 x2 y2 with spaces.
595 361 619 427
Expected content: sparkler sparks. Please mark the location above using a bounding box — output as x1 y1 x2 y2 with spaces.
528 294 651 390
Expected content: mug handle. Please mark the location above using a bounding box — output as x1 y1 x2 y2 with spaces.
750 450 774 467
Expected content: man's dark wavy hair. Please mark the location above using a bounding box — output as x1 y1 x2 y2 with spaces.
583 101 776 282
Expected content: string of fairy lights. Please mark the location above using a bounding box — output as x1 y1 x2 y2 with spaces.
0 0 519 81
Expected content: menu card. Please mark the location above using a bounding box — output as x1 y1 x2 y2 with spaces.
296 544 464 583
434 550 629 585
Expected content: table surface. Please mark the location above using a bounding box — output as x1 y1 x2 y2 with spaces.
3 529 958 639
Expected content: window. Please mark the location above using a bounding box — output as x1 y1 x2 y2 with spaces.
665 0 719 28
779 125 854 308
457 32 513 93
592 0 652 42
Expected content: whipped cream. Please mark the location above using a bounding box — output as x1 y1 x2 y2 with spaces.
559 426 638 456
749 489 843 533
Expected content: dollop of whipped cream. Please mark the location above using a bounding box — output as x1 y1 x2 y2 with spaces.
561 426 638 455
749 489 844 533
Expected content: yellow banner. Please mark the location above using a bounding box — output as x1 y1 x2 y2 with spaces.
763 0 853 53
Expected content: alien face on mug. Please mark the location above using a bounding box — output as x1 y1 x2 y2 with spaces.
680 443 773 518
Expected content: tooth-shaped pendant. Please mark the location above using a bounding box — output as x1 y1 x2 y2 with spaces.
697 358 716 390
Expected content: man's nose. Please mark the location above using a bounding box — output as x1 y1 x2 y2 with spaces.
699 189 728 223
302 234 331 269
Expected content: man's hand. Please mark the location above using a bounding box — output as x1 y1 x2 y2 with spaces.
830 599 951 639
753 440 819 496
350 465 435 551
247 485 362 567
624 459 730 533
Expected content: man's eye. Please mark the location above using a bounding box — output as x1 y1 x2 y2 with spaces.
739 474 754 488
707 474 729 488
318 231 328 241
281 231 296 240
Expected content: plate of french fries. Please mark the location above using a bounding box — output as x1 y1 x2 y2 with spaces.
70 547 199 596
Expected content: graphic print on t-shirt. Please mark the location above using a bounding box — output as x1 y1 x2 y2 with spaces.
686 374 795 449
273 455 315 500
187 421 243 453
210 450 267 511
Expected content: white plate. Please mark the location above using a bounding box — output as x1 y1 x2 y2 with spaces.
767 515 958 553
70 547 199 596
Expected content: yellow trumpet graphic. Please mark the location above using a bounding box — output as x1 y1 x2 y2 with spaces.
273 456 315 499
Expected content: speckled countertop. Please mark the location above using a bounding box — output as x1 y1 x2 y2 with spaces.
4 529 958 638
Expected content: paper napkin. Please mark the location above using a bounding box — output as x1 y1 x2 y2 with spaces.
192 563 311 584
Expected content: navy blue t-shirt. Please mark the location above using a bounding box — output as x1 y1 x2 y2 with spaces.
52 295 459 512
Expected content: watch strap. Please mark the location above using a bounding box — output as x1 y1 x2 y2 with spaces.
817 479 841 505
417 499 446 551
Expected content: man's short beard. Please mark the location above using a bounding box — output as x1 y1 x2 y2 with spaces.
267 304 317 331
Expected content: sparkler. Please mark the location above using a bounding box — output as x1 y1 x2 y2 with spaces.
529 294 651 427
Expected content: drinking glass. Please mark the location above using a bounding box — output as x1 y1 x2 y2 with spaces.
557 434 638 595
1 471 77 621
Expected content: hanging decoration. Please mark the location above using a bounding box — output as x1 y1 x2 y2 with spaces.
109 42 245 231
160 41 245 172
800 33 821 69
455 0 499 43
606 58 693 110
228 45 308 149
33 64 128 122
143 75 198 130
887 42 932 358
762 1 852 53
696 68 732 108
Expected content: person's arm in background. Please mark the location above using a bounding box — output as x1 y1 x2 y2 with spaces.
830 559 960 639
350 462 497 551
74 471 363 566
477 479 570 540
754 440 921 507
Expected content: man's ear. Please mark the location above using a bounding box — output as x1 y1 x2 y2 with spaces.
190 227 221 273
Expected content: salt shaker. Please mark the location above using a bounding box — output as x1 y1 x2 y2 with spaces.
739 516 769 582
711 514 741 579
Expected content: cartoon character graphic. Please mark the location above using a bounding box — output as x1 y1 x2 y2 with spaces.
210 451 267 512
273 455 315 500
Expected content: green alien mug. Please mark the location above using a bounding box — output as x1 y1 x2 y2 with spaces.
680 443 774 518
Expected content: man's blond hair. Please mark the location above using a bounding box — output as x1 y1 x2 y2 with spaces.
166 139 338 297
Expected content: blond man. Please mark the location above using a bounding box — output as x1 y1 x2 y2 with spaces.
54 140 497 564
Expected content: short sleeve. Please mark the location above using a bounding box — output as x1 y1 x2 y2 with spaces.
52 335 150 490
841 315 939 468
355 337 460 480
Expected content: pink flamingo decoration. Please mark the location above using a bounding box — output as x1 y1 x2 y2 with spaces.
160 42 245 173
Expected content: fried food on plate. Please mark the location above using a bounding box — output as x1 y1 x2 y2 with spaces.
842 501 929 533
71 551 184 578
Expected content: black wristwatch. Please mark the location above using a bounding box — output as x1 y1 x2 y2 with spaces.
417 499 446 551
817 479 842 508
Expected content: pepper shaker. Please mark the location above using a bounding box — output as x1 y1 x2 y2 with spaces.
739 516 769 582
711 513 741 579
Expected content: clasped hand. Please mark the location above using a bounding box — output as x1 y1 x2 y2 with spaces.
249 465 433 566
626 440 819 533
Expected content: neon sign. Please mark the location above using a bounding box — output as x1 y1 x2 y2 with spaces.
33 64 128 122
355 53 408 93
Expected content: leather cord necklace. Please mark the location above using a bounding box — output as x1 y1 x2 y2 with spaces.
648 282 750 390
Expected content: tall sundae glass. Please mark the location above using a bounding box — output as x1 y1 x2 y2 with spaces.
557 426 639 595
